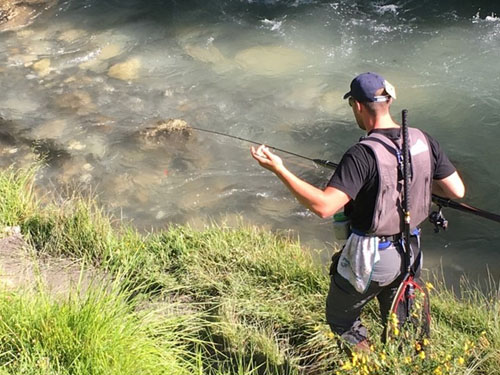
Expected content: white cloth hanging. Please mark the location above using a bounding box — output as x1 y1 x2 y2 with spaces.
337 233 380 293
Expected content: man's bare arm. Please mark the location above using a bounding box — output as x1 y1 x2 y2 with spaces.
251 145 350 218
432 171 465 199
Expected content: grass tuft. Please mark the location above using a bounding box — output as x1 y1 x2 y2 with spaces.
0 281 204 375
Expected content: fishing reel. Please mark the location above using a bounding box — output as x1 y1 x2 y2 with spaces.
429 206 448 233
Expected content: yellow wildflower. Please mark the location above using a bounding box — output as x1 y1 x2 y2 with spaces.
328 332 335 339
352 353 358 366
433 366 443 375
341 361 353 370
458 357 465 365
423 338 430 346
418 351 426 360
415 342 422 351
404 356 412 364
389 312 399 325
394 327 400 336
425 282 435 291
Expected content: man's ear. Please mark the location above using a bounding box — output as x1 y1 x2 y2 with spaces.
355 100 363 112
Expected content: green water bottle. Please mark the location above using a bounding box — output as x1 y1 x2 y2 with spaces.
333 211 350 241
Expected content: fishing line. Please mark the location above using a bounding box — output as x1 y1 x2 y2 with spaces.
184 124 500 224
190 125 339 168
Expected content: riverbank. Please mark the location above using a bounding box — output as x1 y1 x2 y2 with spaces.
0 164 498 375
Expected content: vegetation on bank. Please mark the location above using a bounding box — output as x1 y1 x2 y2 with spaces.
0 164 498 375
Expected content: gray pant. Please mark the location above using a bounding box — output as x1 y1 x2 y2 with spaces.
325 239 421 345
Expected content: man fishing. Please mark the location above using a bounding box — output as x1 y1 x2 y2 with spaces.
250 72 465 351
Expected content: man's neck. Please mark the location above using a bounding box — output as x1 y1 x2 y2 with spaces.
365 113 399 132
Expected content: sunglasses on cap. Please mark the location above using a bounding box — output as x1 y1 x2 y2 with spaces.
348 95 391 107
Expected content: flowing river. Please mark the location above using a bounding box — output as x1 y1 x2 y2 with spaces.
1 0 500 287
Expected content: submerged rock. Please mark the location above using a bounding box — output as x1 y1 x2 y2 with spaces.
57 155 95 185
234 46 307 76
67 140 85 151
139 119 193 144
131 170 163 188
0 117 70 168
31 138 71 166
281 79 325 110
0 2 35 32
57 28 87 43
32 57 51 77
183 43 236 73
78 43 125 72
99 43 125 60
0 0 57 32
53 90 95 115
319 90 344 114
108 57 141 81
184 43 227 65
0 93 40 113
32 119 66 139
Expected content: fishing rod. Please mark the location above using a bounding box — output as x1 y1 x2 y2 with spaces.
401 109 412 263
387 109 430 343
189 125 500 224
431 196 500 223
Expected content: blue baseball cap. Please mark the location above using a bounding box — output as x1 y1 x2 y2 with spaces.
343 72 397 102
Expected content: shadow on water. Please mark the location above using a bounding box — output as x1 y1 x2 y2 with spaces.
65 0 500 22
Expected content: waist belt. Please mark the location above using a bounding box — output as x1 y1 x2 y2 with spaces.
351 228 420 250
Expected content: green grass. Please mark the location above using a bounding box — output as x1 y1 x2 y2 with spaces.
0 281 205 375
0 164 498 374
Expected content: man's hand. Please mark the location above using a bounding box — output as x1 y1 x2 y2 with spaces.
250 144 350 218
250 145 284 174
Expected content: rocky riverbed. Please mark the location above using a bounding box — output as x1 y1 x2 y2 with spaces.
0 0 57 32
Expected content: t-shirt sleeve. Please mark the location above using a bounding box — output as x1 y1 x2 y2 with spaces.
424 132 456 180
327 144 372 199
